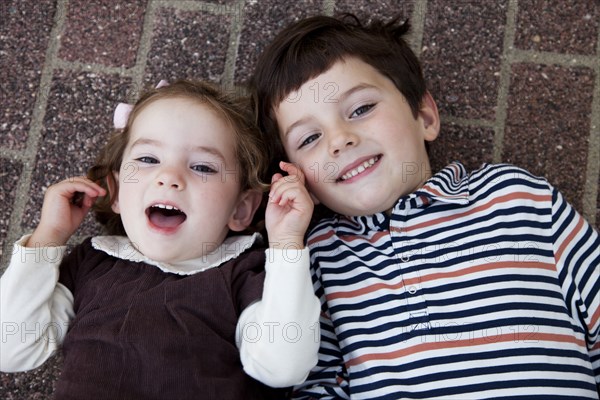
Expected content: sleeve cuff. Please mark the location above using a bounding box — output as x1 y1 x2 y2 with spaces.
264 247 310 272
12 234 67 264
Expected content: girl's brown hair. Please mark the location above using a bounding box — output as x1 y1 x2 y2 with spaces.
88 80 268 235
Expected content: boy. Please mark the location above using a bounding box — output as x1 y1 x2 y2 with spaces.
251 14 600 399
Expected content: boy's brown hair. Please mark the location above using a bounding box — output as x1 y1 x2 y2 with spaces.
250 13 426 176
88 80 268 235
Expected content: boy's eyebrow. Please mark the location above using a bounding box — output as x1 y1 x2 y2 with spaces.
338 83 377 103
283 117 312 139
129 138 226 162
282 83 377 138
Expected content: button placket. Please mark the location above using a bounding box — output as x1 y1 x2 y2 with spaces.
390 207 430 327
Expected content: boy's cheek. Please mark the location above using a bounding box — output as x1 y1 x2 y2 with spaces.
308 190 320 205
301 178 322 206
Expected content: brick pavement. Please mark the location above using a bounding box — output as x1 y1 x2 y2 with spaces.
1 0 598 397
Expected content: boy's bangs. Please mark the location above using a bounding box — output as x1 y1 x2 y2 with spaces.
273 41 346 108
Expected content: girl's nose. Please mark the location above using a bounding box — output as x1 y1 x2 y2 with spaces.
156 168 185 190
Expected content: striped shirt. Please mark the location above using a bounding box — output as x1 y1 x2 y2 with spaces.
294 162 600 399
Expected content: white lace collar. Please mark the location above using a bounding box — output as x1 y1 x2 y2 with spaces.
91 233 261 275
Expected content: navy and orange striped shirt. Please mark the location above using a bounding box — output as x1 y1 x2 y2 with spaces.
295 163 600 399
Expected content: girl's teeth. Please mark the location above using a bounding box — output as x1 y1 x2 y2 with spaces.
154 204 178 211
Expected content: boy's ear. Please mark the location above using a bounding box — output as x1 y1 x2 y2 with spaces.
419 91 440 142
228 189 263 232
110 172 120 214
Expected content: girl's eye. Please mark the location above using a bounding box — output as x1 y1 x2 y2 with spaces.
191 164 217 173
299 133 321 149
136 156 158 164
350 104 375 118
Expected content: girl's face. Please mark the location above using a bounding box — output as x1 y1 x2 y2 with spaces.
112 97 260 263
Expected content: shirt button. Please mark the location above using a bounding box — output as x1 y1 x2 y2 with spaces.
401 255 410 262
407 286 418 295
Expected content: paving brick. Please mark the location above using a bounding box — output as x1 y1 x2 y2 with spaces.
514 0 599 55
422 0 508 121
234 0 322 85
145 7 231 85
334 0 412 22
596 184 600 230
22 71 132 236
503 63 594 211
59 0 147 67
429 123 495 174
0 159 22 251
0 0 55 150
2 0 599 396
0 354 62 400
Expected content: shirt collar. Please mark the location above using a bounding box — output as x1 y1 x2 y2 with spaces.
91 233 262 275
414 162 470 205
345 162 470 233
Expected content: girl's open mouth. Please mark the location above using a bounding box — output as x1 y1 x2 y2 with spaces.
146 204 187 230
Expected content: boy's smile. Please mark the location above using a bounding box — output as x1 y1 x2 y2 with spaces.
275 57 440 216
337 154 381 183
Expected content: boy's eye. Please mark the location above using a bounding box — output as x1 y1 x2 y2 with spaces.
299 133 321 149
136 156 158 164
350 104 375 118
191 164 217 173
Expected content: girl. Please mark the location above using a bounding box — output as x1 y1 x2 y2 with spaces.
0 80 319 399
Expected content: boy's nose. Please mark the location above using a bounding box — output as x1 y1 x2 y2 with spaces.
329 129 359 156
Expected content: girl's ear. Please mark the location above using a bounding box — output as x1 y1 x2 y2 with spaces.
419 91 440 142
228 189 263 232
110 172 120 214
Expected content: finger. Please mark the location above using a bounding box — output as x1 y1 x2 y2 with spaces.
67 177 107 195
268 176 297 203
52 179 106 202
271 173 284 183
277 186 312 209
279 161 305 184
81 192 100 208
271 182 311 208
269 173 284 202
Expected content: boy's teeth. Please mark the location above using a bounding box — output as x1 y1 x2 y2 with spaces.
341 157 378 181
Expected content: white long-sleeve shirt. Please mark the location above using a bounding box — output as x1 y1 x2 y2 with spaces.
1 233 320 389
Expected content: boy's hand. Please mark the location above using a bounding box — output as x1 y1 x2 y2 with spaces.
265 162 314 250
26 177 106 248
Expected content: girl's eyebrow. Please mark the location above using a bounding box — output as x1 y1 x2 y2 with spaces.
129 138 226 163
129 138 160 149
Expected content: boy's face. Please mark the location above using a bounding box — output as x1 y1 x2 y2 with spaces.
274 57 440 216
112 97 258 263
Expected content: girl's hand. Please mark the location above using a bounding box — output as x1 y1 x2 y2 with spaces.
26 177 106 248
265 162 314 250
